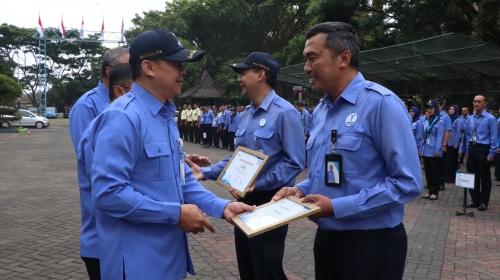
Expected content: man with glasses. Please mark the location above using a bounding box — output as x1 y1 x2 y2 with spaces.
90 29 255 279
68 47 129 278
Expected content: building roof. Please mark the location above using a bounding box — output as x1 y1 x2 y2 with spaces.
179 70 224 98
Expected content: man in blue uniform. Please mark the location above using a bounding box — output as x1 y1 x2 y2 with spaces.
273 22 422 279
68 47 129 278
191 52 305 280
459 94 498 211
90 29 255 279
75 63 132 280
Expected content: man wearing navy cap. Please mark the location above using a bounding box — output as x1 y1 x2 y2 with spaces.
191 52 305 280
90 29 255 279
273 22 422 279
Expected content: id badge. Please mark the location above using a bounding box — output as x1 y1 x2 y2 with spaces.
472 135 477 143
426 138 430 145
180 160 185 185
325 154 342 186
203 132 206 139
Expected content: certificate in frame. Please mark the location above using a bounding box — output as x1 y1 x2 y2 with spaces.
216 146 269 198
230 196 321 238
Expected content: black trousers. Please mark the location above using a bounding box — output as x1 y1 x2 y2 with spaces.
467 144 492 205
445 146 459 182
494 153 500 180
212 127 219 147
228 131 235 151
235 190 287 280
221 124 229 148
439 149 447 185
194 123 200 143
423 156 441 195
81 257 100 280
314 223 407 280
186 121 193 141
202 124 212 146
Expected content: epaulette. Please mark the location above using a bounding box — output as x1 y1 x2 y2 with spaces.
364 81 391 96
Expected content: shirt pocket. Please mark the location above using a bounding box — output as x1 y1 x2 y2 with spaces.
142 142 175 181
336 134 362 176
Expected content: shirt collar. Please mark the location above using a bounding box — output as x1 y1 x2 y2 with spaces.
97 81 110 102
132 83 175 117
321 72 364 107
250 90 276 114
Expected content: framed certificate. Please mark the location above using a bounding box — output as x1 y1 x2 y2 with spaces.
216 146 269 198
230 196 321 238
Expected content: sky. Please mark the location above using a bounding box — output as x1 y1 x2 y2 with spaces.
1 0 169 41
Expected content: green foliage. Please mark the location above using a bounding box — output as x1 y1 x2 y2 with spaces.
0 74 22 107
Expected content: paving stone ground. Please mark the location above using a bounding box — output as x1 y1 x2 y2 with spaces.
1 121 499 279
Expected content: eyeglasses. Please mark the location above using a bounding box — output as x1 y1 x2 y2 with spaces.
462 110 467 112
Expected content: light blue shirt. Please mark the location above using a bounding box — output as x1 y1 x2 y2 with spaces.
412 119 425 151
91 84 230 279
449 118 463 147
212 113 220 127
69 81 109 154
201 90 305 191
205 110 214 125
327 170 335 183
228 113 238 132
420 117 445 157
296 73 422 231
439 110 452 131
300 109 311 136
459 110 498 157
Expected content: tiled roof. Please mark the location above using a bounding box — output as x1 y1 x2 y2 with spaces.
179 70 223 98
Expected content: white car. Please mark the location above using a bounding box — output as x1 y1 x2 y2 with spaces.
1 109 50 129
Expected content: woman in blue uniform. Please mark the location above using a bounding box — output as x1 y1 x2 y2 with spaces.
419 100 445 200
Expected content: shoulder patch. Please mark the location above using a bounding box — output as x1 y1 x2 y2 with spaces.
365 81 392 96
272 96 294 109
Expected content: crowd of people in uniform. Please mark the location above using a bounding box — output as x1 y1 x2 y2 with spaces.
409 97 498 211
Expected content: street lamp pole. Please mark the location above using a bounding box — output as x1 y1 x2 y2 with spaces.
14 50 22 128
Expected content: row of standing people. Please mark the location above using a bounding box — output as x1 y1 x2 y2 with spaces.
410 96 498 211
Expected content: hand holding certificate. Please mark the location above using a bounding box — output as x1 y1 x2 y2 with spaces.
216 146 269 197
230 196 321 237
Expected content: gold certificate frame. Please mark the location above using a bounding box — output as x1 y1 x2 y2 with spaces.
230 196 321 238
216 146 269 198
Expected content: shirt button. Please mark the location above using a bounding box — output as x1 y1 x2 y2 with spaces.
158 148 161 153
329 114 333 118
316 171 319 174
322 142 325 146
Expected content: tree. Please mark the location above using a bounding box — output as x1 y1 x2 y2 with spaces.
0 74 22 108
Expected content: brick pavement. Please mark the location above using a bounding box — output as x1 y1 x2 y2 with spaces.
0 122 499 279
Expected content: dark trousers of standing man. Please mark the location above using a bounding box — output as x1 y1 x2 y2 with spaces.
221 124 228 148
203 124 212 147
423 156 441 196
81 257 101 280
314 223 407 280
194 123 200 143
467 144 492 206
445 145 459 182
235 190 288 280
439 150 447 188
228 131 235 151
494 152 500 180
212 127 219 147
186 121 193 142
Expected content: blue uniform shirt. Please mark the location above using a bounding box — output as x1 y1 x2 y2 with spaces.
459 110 498 157
69 81 109 154
205 110 214 125
300 109 311 136
439 110 452 131
201 91 305 191
228 113 238 132
212 113 220 127
412 119 425 151
449 118 463 147
296 73 422 231
420 117 445 157
91 84 230 279
199 111 206 124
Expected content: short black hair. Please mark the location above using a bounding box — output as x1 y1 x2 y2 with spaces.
131 63 142 81
296 101 305 107
251 68 276 88
306 22 360 69
109 63 133 101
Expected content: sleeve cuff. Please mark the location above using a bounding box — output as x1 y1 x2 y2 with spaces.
163 203 181 224
331 196 359 219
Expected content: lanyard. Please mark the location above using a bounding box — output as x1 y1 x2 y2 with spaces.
472 115 483 136
426 116 439 137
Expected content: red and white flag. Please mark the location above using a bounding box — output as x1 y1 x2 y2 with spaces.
59 14 66 38
120 17 125 42
36 14 44 37
101 16 105 40
79 16 84 39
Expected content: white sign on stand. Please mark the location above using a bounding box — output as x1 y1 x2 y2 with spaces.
455 172 475 189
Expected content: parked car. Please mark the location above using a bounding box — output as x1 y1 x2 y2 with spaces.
1 109 50 129
45 107 57 119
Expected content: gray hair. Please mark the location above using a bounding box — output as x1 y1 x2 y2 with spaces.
306 22 360 69
101 47 129 77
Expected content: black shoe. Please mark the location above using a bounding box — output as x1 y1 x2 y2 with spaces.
212 146 219 148
466 201 480 208
478 204 488 211
421 194 431 199
439 184 445 191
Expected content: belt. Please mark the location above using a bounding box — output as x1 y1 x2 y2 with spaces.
319 223 403 239
470 142 489 146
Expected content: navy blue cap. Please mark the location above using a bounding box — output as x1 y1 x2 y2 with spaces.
129 29 204 66
426 100 438 107
230 52 280 78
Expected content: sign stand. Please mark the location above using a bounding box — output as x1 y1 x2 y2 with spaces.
455 172 474 217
